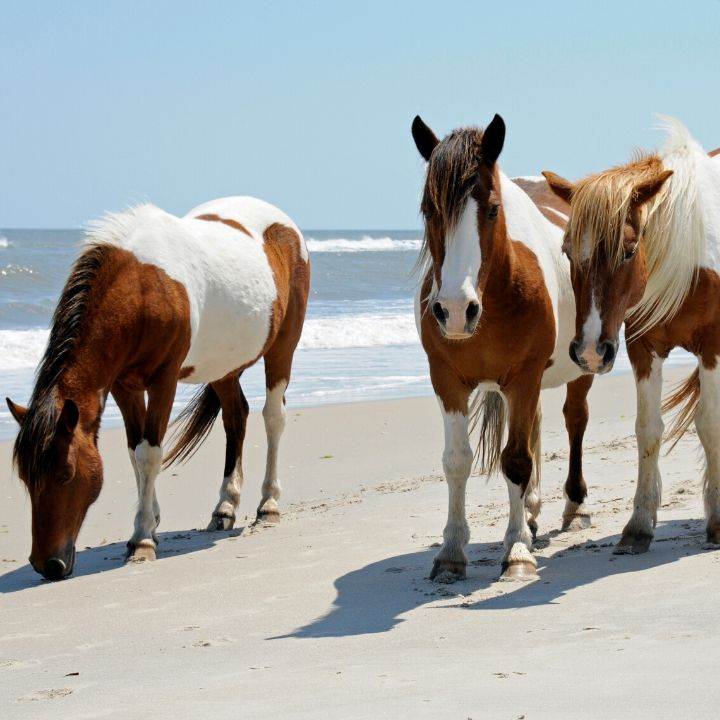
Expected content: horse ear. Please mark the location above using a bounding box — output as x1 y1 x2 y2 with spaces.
57 399 80 436
542 171 575 205
479 114 505 167
412 115 439 162
632 169 673 207
6 398 27 426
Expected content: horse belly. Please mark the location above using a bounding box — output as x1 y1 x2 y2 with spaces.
180 254 277 384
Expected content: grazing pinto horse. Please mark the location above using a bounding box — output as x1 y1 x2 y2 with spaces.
544 118 720 553
7 197 309 580
412 114 594 581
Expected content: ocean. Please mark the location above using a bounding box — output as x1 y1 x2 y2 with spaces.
0 228 694 440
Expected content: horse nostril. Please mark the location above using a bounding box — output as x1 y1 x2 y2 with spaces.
569 340 581 365
466 301 480 324
43 557 67 581
432 301 446 325
599 340 617 366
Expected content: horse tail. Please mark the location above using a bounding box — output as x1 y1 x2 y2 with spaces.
662 367 701 453
163 384 221 467
472 390 507 475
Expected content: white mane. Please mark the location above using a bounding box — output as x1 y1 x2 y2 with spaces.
630 116 716 338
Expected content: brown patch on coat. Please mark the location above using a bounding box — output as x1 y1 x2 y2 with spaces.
513 176 569 230
195 213 252 237
709 147 720 158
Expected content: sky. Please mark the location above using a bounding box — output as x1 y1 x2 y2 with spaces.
1 0 719 229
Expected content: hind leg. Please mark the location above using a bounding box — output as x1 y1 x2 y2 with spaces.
561 375 593 531
126 371 177 562
694 362 720 543
207 374 249 531
525 403 542 540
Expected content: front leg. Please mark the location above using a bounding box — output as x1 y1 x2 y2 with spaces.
500 377 542 581
430 394 473 581
126 373 177 563
615 350 664 554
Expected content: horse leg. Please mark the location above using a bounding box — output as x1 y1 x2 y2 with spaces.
126 371 177 563
500 374 543 581
615 350 664 554
695 363 720 544
430 379 472 581
111 385 162 538
561 374 593 531
207 374 248 531
524 402 542 540
256 315 302 521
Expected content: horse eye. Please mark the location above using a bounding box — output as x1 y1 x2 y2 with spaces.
488 204 499 219
623 245 637 261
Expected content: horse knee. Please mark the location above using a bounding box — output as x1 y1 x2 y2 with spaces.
501 447 533 490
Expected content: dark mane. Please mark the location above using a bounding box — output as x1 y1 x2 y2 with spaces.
417 126 483 272
13 244 108 481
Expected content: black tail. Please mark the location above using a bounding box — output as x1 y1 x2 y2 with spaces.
163 384 221 467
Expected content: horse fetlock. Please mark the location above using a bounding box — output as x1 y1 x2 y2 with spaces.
561 500 592 532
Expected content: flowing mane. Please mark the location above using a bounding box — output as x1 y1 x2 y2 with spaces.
12 244 109 482
569 116 708 338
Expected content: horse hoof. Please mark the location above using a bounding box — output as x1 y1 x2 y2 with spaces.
429 559 466 582
561 513 592 532
499 560 538 582
706 526 720 545
256 510 280 525
126 541 156 563
207 513 236 531
613 531 652 555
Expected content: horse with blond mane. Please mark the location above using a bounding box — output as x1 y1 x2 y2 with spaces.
544 118 720 553
412 114 594 581
8 197 309 580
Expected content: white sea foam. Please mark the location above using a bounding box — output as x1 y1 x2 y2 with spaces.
0 311 421 372
0 237 9 248
306 236 422 253
299 312 419 349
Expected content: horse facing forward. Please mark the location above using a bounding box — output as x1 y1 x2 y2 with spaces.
544 118 720 553
7 197 309 580
412 114 594 582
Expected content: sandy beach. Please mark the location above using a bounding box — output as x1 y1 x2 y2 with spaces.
1 365 719 718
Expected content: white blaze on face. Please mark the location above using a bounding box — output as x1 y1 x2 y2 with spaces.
436 198 482 336
579 293 604 371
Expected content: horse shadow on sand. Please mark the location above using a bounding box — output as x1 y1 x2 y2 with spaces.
0 527 245 594
276 518 715 639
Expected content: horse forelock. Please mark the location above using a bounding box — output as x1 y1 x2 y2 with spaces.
568 154 663 270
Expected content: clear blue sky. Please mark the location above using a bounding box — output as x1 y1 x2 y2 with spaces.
1 0 718 229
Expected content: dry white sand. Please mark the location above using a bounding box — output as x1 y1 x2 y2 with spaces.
2 366 719 719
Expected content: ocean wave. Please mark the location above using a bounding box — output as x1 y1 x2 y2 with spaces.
306 236 422 253
299 312 418 349
0 237 9 248
0 312 421 371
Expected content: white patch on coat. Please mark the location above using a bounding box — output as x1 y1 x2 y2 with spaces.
86 197 304 383
502 173 584 389
578 295 604 371
438 198 482 304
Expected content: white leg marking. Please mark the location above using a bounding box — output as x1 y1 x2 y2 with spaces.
503 479 537 571
695 362 720 540
209 464 244 529
129 447 160 525
130 440 163 553
258 380 287 516
619 355 664 550
432 403 472 578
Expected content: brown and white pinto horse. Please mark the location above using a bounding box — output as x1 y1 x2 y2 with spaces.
544 117 720 554
412 114 594 581
7 197 309 580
